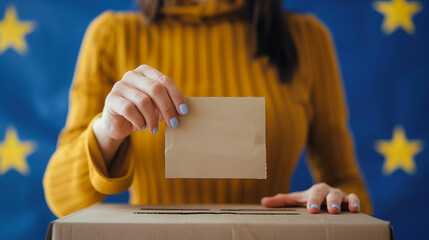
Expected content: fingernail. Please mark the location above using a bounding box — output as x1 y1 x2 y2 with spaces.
260 197 268 204
179 104 188 115
354 203 360 209
170 117 179 128
310 204 319 209
152 126 158 134
332 204 340 210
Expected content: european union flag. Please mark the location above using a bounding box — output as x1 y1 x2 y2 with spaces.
0 0 427 239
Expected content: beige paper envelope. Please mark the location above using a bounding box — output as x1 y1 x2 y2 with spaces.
165 97 266 179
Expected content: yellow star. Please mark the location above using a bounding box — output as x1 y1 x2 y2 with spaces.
0 127 35 175
0 5 35 54
375 126 423 175
373 0 423 34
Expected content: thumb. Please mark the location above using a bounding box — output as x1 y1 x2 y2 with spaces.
261 192 306 208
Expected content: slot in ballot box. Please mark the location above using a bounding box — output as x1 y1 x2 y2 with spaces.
46 204 392 240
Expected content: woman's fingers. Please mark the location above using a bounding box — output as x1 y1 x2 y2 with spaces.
261 192 306 208
307 183 331 214
262 183 361 215
107 94 145 130
136 65 188 115
123 70 179 128
101 64 186 140
326 188 345 214
120 64 189 129
136 76 178 128
115 81 159 133
344 193 361 213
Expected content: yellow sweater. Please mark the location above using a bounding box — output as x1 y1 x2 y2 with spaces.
43 1 372 217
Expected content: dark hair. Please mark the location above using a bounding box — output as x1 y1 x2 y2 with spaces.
138 0 298 83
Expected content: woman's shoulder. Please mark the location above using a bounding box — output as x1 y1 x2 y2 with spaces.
85 11 143 39
285 12 336 64
285 12 332 40
284 12 338 89
90 10 142 25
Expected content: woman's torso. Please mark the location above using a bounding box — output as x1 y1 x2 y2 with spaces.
106 12 315 204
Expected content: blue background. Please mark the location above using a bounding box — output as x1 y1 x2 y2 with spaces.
0 0 427 239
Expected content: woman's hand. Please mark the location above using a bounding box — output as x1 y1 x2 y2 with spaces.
92 64 188 165
99 64 188 139
261 183 361 214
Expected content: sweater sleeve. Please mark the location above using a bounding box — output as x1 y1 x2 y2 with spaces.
305 16 372 214
43 11 135 218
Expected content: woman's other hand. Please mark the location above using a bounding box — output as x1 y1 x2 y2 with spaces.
261 183 361 214
92 64 188 165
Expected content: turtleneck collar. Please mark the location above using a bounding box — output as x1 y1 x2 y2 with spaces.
159 0 245 22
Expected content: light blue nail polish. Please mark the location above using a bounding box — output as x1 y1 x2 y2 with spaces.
152 126 158 134
354 203 360 209
170 117 179 128
332 204 340 210
179 104 188 115
310 204 319 209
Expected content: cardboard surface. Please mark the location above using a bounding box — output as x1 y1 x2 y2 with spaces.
165 97 266 179
46 204 392 240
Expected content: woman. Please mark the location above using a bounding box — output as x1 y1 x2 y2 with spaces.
43 0 372 217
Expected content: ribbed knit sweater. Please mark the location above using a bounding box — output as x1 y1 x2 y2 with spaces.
43 0 372 217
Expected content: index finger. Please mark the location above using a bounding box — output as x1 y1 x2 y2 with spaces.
135 64 188 115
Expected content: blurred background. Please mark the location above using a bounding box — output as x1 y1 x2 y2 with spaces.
0 0 427 239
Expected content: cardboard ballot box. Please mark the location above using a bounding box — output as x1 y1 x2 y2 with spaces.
46 204 392 240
